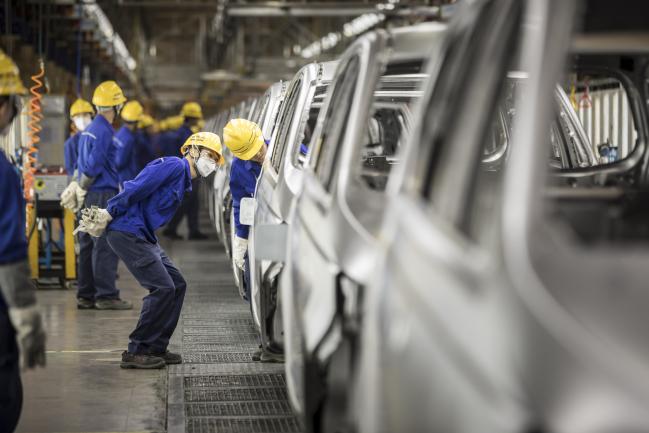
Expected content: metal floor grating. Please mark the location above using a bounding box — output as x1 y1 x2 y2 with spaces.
166 221 301 433
183 353 255 364
185 401 293 417
184 374 286 389
186 417 301 433
183 334 259 344
183 343 259 353
184 387 288 402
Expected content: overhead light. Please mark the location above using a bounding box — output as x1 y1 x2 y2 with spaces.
80 4 137 78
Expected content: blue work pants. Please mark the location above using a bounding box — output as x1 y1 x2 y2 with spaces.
0 307 22 433
77 190 120 301
106 231 186 354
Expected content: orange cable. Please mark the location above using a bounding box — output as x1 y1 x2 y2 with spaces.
24 60 45 203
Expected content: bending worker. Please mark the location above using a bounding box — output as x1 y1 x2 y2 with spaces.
0 49 46 433
75 132 223 369
114 100 144 188
60 81 132 311
64 98 94 182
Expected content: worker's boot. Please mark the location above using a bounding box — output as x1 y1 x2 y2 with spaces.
188 232 208 240
120 351 165 369
259 349 284 363
77 298 95 310
95 298 133 310
150 350 182 365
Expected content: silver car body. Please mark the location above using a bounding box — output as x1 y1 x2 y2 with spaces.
248 62 335 335
281 23 447 424
354 0 649 432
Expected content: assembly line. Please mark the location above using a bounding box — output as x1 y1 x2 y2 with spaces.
2 0 649 432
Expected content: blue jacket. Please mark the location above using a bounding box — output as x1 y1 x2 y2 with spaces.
135 131 156 171
107 157 192 244
230 157 262 239
64 132 80 175
76 115 119 192
0 153 27 265
159 125 192 157
114 126 138 185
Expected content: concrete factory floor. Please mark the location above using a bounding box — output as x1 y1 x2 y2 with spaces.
16 213 299 433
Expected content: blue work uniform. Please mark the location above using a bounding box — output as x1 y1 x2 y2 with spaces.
75 115 120 302
135 131 156 172
164 125 201 236
0 153 26 432
230 157 262 239
63 132 80 179
105 157 191 354
114 126 138 186
159 125 192 157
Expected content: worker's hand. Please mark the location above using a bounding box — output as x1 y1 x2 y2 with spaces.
75 208 112 237
233 236 248 270
8 305 46 370
74 186 88 212
60 181 79 210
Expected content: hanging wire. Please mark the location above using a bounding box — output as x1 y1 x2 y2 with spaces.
76 0 83 96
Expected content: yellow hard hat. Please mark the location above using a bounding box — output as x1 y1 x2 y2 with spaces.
166 115 184 130
0 49 27 95
138 114 154 129
223 118 264 161
181 101 203 119
121 100 143 122
70 98 94 117
180 132 224 165
92 80 127 107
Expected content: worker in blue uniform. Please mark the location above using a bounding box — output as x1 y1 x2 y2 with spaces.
135 114 157 170
75 132 223 369
64 98 94 182
114 100 144 188
162 102 207 240
60 81 132 311
222 118 282 363
0 49 46 433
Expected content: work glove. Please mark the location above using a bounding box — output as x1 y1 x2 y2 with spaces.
74 186 88 212
74 207 112 238
233 236 248 271
0 261 46 370
8 305 46 370
60 180 79 210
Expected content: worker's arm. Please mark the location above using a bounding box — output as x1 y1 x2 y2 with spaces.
80 129 110 180
114 135 132 170
230 162 258 240
63 134 78 175
107 158 180 217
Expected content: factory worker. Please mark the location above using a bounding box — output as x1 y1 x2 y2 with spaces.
60 80 132 311
75 132 223 369
0 49 46 433
162 102 207 240
64 98 94 182
135 114 157 170
114 100 144 187
223 119 267 293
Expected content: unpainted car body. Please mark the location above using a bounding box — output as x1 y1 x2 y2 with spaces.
281 23 446 431
352 1 649 433
247 62 335 340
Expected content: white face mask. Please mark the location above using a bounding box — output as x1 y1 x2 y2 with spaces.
195 155 217 177
73 115 92 132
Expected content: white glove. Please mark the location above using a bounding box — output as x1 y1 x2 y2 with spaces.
74 186 88 212
233 236 248 270
74 208 113 237
60 181 79 210
8 305 46 370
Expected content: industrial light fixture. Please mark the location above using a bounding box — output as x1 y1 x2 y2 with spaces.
296 0 399 59
80 3 137 78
